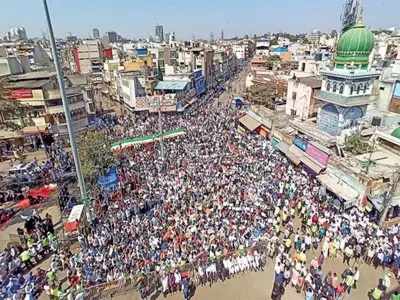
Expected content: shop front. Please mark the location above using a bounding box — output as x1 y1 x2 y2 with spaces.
305 143 330 167
257 126 270 138
238 114 261 132
317 166 366 209
287 145 304 165
301 155 325 175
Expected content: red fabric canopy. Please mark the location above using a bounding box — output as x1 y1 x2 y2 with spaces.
64 221 79 233
27 185 56 199
17 199 31 209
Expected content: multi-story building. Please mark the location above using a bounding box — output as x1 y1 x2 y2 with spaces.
3 71 88 135
0 56 25 76
117 71 147 110
7 27 28 41
93 28 100 40
286 76 322 120
155 25 164 43
0 42 52 72
203 48 215 89
73 40 103 75
106 31 118 44
232 40 255 62
255 39 270 56
316 22 380 136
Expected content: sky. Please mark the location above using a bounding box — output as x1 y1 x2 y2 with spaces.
0 0 399 40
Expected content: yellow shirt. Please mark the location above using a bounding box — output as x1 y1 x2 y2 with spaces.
372 288 382 299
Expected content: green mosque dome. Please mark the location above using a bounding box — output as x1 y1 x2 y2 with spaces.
391 127 400 140
335 23 374 69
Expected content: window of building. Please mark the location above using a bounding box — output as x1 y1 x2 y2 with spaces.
357 84 362 94
350 85 354 95
326 82 331 91
380 86 385 91
292 92 297 100
333 83 337 93
339 85 344 94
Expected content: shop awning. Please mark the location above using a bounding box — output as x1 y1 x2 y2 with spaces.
239 114 261 131
22 126 48 135
276 141 289 154
317 173 359 203
149 105 177 113
301 155 324 174
287 145 303 165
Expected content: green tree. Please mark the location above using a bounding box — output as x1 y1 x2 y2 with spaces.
0 79 32 130
344 134 373 155
78 130 115 185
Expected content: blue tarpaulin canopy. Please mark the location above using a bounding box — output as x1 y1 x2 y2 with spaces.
155 80 189 91
97 167 118 191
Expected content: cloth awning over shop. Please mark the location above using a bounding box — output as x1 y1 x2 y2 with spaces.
239 114 261 131
392 195 400 207
317 173 359 203
276 142 289 154
149 105 177 113
301 156 324 174
287 145 303 165
370 194 400 211
22 126 47 135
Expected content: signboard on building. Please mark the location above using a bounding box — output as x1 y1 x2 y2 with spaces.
135 97 149 111
389 81 400 113
193 69 203 79
305 144 329 166
293 136 308 152
194 77 206 96
103 48 113 59
393 81 400 98
10 89 33 99
136 48 148 57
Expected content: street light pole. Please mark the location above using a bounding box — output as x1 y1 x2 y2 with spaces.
42 0 87 199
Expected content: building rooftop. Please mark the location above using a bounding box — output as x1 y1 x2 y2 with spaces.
297 76 322 89
289 119 337 147
321 68 380 79
5 79 50 89
8 71 56 81
155 80 189 91
66 74 88 86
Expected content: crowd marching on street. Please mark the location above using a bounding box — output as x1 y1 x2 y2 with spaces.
76 84 399 299
1 73 400 300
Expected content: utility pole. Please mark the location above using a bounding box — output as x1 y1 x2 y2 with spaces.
42 0 87 200
379 169 400 226
365 127 377 175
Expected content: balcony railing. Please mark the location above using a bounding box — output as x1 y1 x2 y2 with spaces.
49 118 88 135
45 87 82 100
46 101 86 114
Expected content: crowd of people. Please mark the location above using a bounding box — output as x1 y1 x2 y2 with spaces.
0 210 59 300
70 84 400 299
2 71 400 300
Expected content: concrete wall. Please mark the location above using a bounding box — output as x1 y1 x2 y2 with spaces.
286 80 313 120
377 81 395 112
0 57 24 76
